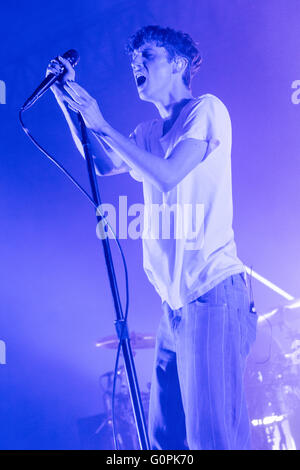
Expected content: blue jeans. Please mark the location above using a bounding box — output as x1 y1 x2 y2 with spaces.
148 273 257 450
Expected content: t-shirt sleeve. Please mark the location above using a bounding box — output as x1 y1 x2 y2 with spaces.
176 95 231 161
128 127 144 182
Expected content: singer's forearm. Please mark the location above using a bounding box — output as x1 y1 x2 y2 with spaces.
58 99 86 155
95 123 173 192
54 80 168 182
56 96 127 175
96 122 208 192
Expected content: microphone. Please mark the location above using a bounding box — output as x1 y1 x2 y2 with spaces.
21 49 80 111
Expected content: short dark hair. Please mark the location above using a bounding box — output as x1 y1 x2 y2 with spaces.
125 25 202 88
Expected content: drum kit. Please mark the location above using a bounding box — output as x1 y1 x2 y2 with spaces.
245 298 300 450
94 332 153 450
94 298 300 450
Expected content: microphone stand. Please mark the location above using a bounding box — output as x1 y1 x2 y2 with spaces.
77 113 150 450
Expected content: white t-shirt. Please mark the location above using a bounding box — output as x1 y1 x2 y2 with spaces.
129 94 244 310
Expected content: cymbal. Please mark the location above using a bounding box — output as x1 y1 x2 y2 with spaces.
258 298 300 324
96 331 156 350
284 298 300 310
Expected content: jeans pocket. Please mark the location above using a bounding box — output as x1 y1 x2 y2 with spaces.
194 281 227 306
239 272 247 287
242 310 258 357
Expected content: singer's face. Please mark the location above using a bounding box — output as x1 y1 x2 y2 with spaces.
131 43 174 102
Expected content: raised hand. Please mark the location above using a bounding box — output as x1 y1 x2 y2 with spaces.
46 55 107 132
62 80 107 132
46 55 75 101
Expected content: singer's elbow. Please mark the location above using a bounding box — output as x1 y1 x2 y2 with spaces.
93 157 114 176
157 171 178 193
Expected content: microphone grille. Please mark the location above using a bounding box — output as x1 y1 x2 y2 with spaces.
62 49 80 67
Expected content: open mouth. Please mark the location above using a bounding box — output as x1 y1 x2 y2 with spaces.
136 75 146 87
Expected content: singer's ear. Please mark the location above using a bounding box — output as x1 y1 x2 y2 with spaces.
173 56 188 74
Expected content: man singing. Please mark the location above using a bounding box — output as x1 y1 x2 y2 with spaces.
48 25 257 450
